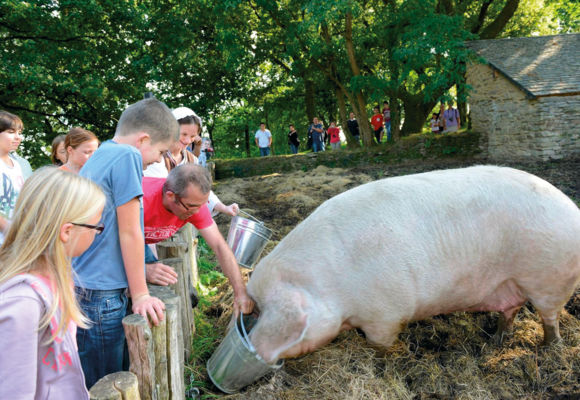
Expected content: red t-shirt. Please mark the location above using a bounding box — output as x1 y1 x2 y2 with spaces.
371 114 384 130
327 127 340 143
143 177 213 244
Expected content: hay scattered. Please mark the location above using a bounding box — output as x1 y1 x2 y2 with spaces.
201 158 580 399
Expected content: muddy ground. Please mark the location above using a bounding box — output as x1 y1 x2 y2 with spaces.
207 156 580 399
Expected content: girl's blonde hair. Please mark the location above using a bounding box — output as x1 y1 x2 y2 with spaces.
0 167 106 339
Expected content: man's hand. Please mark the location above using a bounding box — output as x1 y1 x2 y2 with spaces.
146 262 178 286
132 294 165 326
234 291 255 316
224 203 239 216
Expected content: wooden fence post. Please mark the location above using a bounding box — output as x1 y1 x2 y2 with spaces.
150 285 185 400
123 314 156 400
89 371 140 400
159 257 193 360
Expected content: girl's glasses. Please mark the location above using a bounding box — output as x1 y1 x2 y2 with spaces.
72 222 105 235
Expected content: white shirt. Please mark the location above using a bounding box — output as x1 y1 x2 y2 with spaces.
255 129 272 148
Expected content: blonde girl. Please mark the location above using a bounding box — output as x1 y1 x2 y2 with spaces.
59 128 100 173
0 167 106 399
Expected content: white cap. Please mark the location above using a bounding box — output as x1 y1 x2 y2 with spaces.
172 107 203 128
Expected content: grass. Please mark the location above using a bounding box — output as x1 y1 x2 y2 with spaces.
185 237 228 399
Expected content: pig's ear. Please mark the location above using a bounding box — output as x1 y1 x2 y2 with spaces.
268 313 310 362
251 290 310 363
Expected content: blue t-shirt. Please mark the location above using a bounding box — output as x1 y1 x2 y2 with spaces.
73 140 144 290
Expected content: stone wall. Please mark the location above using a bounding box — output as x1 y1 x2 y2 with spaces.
467 63 580 160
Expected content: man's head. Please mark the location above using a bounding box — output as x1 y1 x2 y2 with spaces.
313 117 319 124
162 164 212 220
260 123 266 130
116 98 179 167
447 102 454 109
349 112 355 119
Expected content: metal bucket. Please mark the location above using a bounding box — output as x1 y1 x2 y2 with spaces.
207 313 283 393
227 212 272 269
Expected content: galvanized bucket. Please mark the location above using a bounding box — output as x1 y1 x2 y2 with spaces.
227 211 273 269
207 313 283 393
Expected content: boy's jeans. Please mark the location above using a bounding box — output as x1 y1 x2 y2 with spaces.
75 287 129 389
385 120 392 141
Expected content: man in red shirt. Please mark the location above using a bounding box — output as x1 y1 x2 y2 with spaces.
143 163 253 315
370 106 384 144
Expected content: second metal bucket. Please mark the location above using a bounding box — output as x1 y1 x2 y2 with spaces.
227 215 272 269
207 314 283 393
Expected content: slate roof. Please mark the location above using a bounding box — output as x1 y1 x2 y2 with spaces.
467 34 580 99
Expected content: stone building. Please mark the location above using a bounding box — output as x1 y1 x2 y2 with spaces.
466 34 579 160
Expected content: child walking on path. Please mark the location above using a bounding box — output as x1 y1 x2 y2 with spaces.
73 98 179 388
0 168 106 399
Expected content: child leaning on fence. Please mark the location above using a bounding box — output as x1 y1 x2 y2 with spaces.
0 168 106 399
73 98 179 388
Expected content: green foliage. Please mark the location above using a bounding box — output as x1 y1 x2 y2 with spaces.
1 0 571 166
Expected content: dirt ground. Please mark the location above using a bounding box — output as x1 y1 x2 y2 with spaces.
207 156 580 400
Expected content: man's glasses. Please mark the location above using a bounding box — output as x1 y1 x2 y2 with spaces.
175 195 199 212
72 222 105 235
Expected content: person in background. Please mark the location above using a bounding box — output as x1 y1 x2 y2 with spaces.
370 106 384 144
382 101 392 142
430 113 440 134
347 112 360 144
10 126 33 179
309 117 324 153
438 102 446 133
51 135 68 166
443 102 460 133
59 128 100 174
0 168 106 400
254 123 272 157
198 137 213 167
0 111 26 246
287 124 300 154
74 98 178 388
327 121 341 150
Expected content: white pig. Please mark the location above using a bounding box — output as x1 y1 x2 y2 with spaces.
247 166 580 364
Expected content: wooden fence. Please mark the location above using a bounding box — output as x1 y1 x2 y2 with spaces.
89 225 198 400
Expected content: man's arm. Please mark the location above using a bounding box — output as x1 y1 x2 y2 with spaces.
255 137 259 146
117 198 165 325
199 222 254 315
268 135 272 147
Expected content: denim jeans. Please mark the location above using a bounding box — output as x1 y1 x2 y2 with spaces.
289 143 298 154
75 287 129 389
259 147 270 156
385 120 392 141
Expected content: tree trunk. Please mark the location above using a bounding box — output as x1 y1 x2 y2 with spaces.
304 78 316 123
207 124 215 156
391 98 401 141
335 86 358 148
400 93 436 136
344 12 373 147
244 123 250 158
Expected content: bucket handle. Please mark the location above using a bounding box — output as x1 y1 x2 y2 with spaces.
239 313 256 352
239 209 264 225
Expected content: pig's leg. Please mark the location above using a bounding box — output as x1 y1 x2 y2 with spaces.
494 306 521 345
360 320 404 350
538 310 561 345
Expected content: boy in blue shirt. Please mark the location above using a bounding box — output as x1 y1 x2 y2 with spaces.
73 98 180 388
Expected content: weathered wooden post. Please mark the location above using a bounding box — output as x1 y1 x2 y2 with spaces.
161 257 193 359
89 371 140 400
151 286 185 400
123 314 156 400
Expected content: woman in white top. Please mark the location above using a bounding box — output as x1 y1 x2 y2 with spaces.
144 107 239 217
